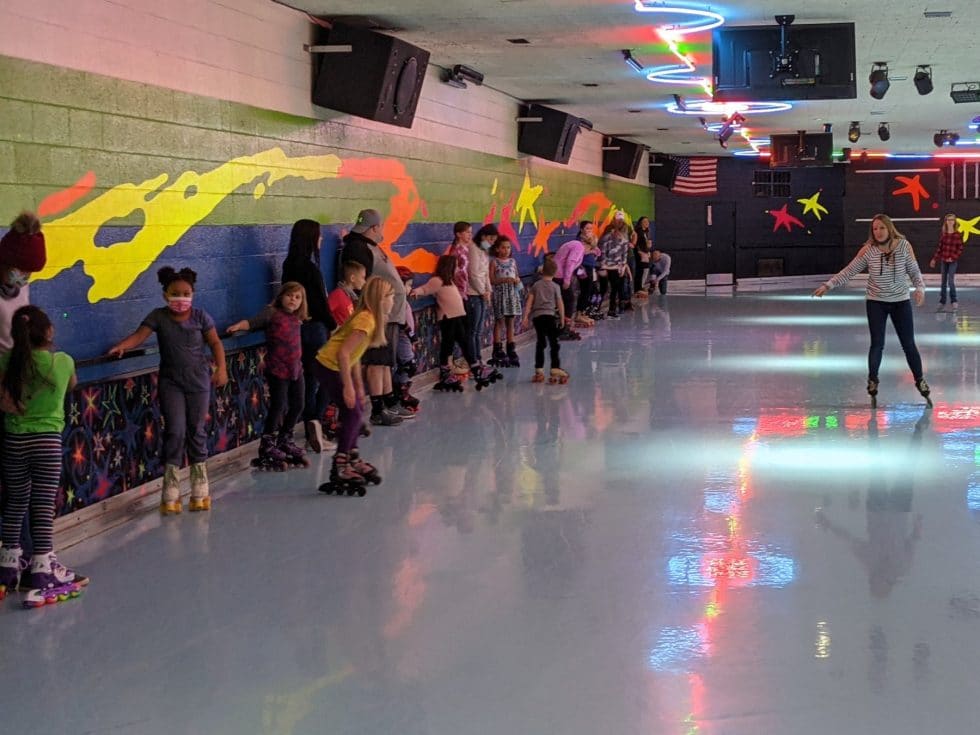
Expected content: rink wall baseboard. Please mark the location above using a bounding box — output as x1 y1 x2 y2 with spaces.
51 315 534 545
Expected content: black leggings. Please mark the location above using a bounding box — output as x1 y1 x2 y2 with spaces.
439 316 477 366
606 269 624 313
532 315 561 369
866 299 923 381
576 268 595 312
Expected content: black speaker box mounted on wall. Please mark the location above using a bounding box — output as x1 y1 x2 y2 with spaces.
602 138 645 179
312 23 429 129
517 104 581 164
649 154 679 188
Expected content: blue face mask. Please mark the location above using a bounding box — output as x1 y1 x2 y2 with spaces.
480 239 493 250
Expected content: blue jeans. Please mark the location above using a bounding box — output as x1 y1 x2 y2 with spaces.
300 321 329 422
158 380 210 466
866 299 923 382
465 295 487 364
939 261 958 304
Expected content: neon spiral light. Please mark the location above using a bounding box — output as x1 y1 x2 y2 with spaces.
666 100 794 116
633 2 725 33
633 3 725 93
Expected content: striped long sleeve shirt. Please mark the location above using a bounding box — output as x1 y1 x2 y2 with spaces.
825 239 925 302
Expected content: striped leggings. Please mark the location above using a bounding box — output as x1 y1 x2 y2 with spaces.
1 432 62 554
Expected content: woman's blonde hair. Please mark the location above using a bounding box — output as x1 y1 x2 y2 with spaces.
866 213 905 245
353 276 391 347
275 281 309 321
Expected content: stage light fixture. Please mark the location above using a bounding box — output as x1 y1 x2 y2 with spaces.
869 62 890 99
622 49 645 73
913 65 933 95
950 82 980 104
848 121 861 143
933 130 960 147
877 122 890 142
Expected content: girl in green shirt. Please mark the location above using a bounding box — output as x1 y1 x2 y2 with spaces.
0 305 87 607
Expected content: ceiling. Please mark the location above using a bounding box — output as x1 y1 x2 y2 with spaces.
275 0 980 158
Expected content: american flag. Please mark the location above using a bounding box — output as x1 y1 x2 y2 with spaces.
671 156 718 196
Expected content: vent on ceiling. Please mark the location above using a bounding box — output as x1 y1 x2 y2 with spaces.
627 108 643 113
582 83 599 87
923 10 953 17
507 38 530 44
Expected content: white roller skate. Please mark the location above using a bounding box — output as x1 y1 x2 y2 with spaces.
188 462 211 512
549 367 570 385
160 463 182 515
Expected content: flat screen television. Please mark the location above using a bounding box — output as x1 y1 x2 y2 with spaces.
712 22 856 102
769 131 834 168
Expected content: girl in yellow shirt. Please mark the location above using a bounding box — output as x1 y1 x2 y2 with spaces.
313 277 393 495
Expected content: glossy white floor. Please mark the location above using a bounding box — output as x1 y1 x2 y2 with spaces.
4 289 980 734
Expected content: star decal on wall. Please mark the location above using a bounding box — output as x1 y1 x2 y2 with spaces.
767 204 804 233
892 175 930 212
957 215 980 243
796 191 828 220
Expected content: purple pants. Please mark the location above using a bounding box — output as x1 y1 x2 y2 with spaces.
311 362 362 454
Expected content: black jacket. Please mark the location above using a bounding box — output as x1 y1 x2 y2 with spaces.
339 231 376 277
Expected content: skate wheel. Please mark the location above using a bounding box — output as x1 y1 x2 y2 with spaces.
870 396 877 409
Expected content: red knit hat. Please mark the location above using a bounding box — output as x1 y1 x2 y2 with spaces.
396 265 414 282
0 212 46 272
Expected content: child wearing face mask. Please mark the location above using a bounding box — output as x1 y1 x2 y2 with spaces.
108 267 228 514
227 282 309 471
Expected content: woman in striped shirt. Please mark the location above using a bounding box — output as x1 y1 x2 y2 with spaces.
813 214 930 406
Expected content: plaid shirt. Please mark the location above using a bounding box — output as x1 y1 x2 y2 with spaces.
932 232 964 263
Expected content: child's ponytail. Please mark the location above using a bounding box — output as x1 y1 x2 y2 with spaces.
1 305 53 410
354 276 391 347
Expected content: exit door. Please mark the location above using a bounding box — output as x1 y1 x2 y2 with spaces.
705 201 735 286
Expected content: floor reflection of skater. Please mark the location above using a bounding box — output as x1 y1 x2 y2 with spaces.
815 410 930 599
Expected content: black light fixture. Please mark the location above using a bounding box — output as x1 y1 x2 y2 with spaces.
913 65 933 95
443 64 485 89
877 122 890 142
934 129 961 147
823 122 832 133
622 49 644 73
869 62 890 99
848 121 861 143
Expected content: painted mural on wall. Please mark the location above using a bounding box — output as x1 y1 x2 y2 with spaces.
0 54 651 517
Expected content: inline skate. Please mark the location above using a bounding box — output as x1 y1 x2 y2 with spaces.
915 378 933 408
21 551 88 609
558 326 582 341
490 342 509 368
251 434 288 471
434 366 464 393
348 448 382 485
549 367 570 385
278 434 310 468
532 368 546 383
506 341 520 368
472 364 495 391
188 462 211 512
318 453 367 497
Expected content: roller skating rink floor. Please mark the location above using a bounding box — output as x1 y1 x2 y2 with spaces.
3 288 980 734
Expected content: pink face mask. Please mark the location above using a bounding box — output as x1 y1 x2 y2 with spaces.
166 296 193 314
